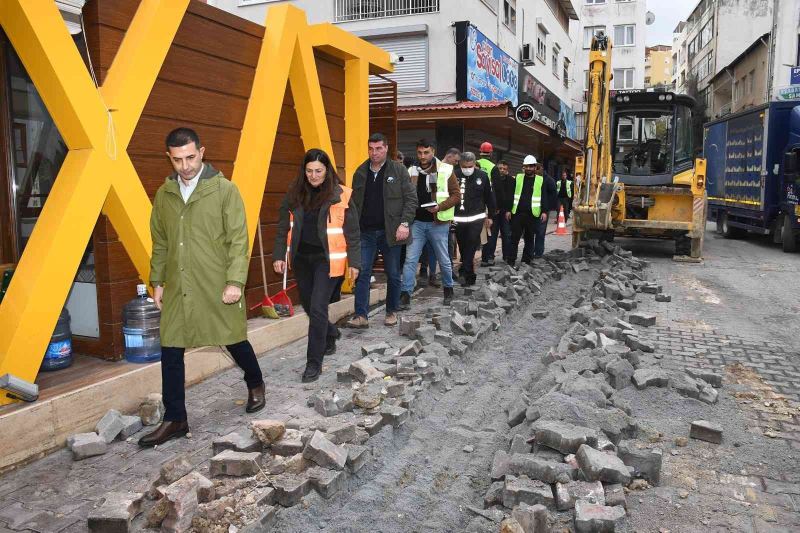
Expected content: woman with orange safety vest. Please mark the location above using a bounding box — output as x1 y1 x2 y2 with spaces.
273 149 361 382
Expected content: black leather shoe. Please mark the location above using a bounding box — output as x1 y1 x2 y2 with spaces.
399 291 411 309
301 364 321 383
138 420 189 447
246 383 266 413
443 287 454 305
325 336 337 355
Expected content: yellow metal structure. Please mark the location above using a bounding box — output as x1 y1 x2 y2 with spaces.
573 33 707 260
0 1 391 404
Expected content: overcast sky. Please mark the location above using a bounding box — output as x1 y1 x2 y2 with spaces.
646 0 699 46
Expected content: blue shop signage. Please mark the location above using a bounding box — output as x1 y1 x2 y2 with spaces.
456 22 518 107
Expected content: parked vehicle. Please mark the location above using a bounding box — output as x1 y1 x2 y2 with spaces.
704 101 800 252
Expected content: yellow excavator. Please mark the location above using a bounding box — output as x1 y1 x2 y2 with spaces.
572 33 707 260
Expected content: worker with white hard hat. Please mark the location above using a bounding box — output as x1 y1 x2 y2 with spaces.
506 154 556 265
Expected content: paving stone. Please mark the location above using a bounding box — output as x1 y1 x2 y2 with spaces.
502 475 555 509
343 444 370 473
686 368 723 388
625 335 655 353
574 499 626 533
698 383 719 404
689 420 723 444
415 325 437 345
511 502 548 533
500 518 525 533
117 415 143 440
96 409 126 444
138 393 164 426
433 330 453 346
632 368 670 389
655 293 671 302
398 316 421 338
385 380 407 398
533 420 599 454
352 383 384 409
491 450 512 480
359 413 385 436
212 430 262 455
450 312 469 335
250 419 286 445
270 428 305 456
361 342 392 357
449 337 468 357
325 422 357 445
507 397 529 427
68 432 107 461
617 442 662 484
349 358 386 383
531 310 549 319
605 358 635 390
604 483 626 508
240 505 277 533
483 480 505 507
209 450 261 477
157 455 195 487
87 491 143 533
302 430 347 470
307 466 347 499
576 444 631 484
270 473 310 507
380 404 409 427
420 365 445 383
627 312 656 327
617 299 637 311
554 480 605 511
508 453 577 484
398 340 423 358
160 472 205 532
509 434 532 454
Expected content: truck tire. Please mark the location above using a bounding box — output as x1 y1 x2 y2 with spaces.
721 213 745 239
781 214 797 253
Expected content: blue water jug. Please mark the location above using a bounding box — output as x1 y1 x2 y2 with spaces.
122 284 161 363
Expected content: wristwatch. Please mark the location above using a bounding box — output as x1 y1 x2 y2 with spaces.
400 222 409 228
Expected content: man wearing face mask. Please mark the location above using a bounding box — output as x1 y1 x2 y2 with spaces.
453 152 495 286
506 155 556 266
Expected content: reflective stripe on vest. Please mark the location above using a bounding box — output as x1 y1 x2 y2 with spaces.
511 173 543 217
435 162 455 222
453 212 487 223
326 186 352 277
286 186 353 277
557 180 572 197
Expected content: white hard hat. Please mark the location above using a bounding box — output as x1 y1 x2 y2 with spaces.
523 155 538 165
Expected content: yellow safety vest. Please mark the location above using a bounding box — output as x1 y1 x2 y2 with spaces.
477 158 495 179
556 179 572 197
435 162 455 222
511 173 543 217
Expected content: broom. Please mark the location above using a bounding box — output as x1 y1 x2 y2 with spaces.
249 220 280 319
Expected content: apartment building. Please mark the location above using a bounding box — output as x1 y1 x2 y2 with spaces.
645 44 673 90
213 0 582 173
570 0 647 139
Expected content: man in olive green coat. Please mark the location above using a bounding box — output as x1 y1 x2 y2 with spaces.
139 128 265 447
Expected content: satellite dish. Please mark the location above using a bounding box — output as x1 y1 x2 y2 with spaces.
646 11 656 25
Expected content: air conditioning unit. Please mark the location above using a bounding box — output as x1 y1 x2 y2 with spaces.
521 43 534 64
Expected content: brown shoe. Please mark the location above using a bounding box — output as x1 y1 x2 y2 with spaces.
246 383 266 414
384 313 398 327
346 315 369 329
138 420 189 447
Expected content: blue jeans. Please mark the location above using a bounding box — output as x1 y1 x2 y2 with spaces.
402 221 454 292
355 229 402 316
419 243 438 275
481 212 512 262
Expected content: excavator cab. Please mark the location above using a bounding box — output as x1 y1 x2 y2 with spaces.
610 91 695 186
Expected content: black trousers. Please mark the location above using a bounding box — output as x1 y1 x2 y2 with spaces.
455 221 483 282
558 196 572 220
162 340 263 422
293 252 341 369
510 212 545 263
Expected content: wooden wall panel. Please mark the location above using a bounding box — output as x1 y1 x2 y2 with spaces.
79 0 347 359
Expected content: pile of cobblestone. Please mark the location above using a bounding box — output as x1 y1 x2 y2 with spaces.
83 245 599 532
486 241 725 533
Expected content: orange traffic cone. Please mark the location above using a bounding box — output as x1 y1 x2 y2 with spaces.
555 205 569 235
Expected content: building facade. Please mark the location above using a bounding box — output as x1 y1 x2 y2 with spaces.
214 0 583 174
570 0 647 140
645 44 673 89
670 0 773 117
671 21 687 93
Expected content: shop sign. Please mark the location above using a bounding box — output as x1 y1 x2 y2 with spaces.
791 66 800 85
456 23 518 107
518 67 577 140
778 85 800 101
515 103 535 124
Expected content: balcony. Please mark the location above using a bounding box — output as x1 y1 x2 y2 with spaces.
334 0 440 22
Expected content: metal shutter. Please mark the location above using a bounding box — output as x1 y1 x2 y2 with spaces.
367 35 428 93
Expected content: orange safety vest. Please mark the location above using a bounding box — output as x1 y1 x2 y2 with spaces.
287 186 352 277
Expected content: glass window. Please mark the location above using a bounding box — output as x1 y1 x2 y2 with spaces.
614 25 635 46
674 105 693 164
583 26 606 48
613 68 635 89
552 47 559 76
537 36 547 62
586 0 606 4
563 58 570 87
688 37 697 60
612 110 674 175
503 0 516 32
